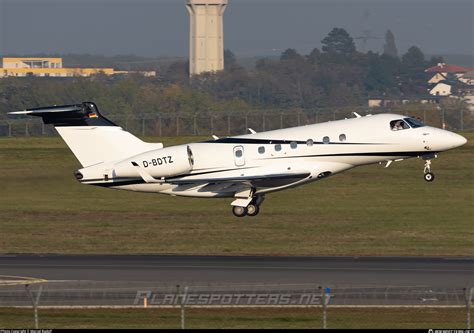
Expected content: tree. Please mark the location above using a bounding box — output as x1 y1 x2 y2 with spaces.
426 55 444 67
383 29 398 58
399 46 427 95
365 52 399 94
402 46 425 68
164 60 189 84
321 28 356 57
280 48 302 61
224 49 238 71
307 48 321 65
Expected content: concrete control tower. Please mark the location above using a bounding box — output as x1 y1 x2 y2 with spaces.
185 0 227 76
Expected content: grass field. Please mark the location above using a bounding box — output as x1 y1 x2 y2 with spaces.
0 133 472 256
0 307 469 329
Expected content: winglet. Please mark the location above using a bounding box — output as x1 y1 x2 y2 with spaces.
131 162 165 183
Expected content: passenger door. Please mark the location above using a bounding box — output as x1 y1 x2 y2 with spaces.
233 146 245 167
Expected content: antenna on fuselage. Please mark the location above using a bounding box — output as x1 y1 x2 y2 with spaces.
353 112 362 118
248 128 257 134
212 135 219 140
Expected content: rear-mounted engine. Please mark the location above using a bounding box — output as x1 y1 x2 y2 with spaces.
113 145 194 179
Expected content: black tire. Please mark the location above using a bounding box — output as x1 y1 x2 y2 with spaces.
424 172 435 182
232 206 247 217
247 204 260 216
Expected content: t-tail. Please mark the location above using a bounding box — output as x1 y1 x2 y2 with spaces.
8 102 163 167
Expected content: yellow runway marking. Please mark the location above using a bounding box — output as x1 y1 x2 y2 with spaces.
0 275 48 286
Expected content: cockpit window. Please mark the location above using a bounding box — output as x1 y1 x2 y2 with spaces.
404 117 425 128
390 119 410 131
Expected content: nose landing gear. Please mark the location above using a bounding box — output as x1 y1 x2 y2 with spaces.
423 159 435 182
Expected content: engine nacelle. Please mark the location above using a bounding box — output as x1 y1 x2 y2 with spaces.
113 145 194 179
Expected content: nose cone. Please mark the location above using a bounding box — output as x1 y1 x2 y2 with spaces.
442 131 467 150
448 132 467 148
425 128 467 152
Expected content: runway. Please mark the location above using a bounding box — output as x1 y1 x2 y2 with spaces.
1 254 472 287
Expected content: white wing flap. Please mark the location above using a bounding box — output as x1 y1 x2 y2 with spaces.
166 166 312 190
168 172 311 184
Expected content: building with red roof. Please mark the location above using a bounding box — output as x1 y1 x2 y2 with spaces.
424 63 474 111
425 63 474 73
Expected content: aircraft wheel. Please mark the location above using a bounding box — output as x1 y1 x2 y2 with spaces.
232 206 247 217
246 204 260 216
424 172 435 182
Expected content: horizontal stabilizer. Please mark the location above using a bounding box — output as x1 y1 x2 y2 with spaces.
8 102 117 127
9 105 83 115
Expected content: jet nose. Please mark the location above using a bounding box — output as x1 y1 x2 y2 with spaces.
446 132 467 149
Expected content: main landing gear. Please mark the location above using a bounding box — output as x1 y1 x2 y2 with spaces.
232 196 264 217
246 203 260 216
423 159 435 182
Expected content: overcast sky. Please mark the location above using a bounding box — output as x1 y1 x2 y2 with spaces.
0 0 473 57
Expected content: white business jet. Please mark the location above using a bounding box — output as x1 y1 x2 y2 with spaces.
9 102 467 217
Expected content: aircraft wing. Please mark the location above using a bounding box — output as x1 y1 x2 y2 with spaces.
168 172 311 188
131 162 312 190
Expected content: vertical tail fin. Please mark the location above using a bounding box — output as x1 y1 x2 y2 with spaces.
9 102 163 167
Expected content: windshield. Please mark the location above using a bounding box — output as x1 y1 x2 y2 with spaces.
404 117 425 128
390 119 410 131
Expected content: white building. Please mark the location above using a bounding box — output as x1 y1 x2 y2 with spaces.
186 0 227 76
427 73 447 84
429 82 452 96
424 63 474 111
0 57 115 77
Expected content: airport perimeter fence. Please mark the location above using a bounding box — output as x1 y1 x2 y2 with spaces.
0 107 472 138
0 282 472 329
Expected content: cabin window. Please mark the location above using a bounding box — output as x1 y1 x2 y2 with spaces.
290 141 297 149
258 146 265 154
390 119 410 131
306 139 314 146
322 136 330 144
235 149 243 158
404 117 425 128
274 144 282 151
339 134 346 142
